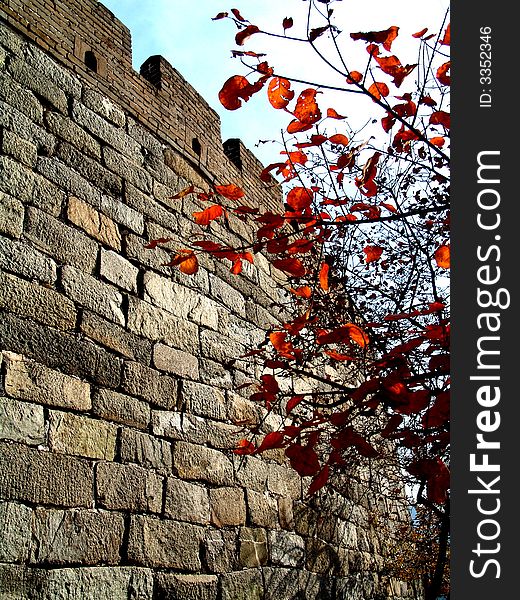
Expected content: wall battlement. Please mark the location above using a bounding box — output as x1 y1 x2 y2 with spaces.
0 2 416 599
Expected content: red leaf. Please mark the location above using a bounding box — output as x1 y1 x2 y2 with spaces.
429 136 445 147
287 239 314 254
346 71 363 84
283 17 293 30
231 8 246 21
193 204 224 226
272 258 306 277
309 25 330 42
286 187 313 211
170 185 194 199
363 245 383 263
434 244 450 269
219 75 262 110
293 89 321 125
295 134 328 148
215 183 245 200
256 431 285 453
233 439 256 455
441 23 450 46
328 133 349 146
317 324 369 348
324 350 354 362
351 26 399 51
327 108 347 120
236 25 260 46
436 61 451 86
268 77 295 109
212 12 228 20
412 27 428 38
261 374 280 394
285 444 320 476
290 285 312 298
286 395 304 413
287 119 313 134
169 250 199 275
429 111 450 129
368 81 390 100
145 237 172 249
308 465 329 495
319 262 329 291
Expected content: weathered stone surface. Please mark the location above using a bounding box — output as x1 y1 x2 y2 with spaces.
269 530 305 567
153 343 199 379
124 183 178 233
62 264 124 326
220 570 263 600
181 380 226 420
209 273 246 317
233 455 269 493
0 501 32 562
200 328 246 365
128 516 204 569
36 157 101 207
100 248 138 292
31 508 124 565
128 117 163 155
153 574 218 600
0 563 30 600
278 497 295 530
120 428 172 474
4 353 91 411
0 156 64 216
199 358 233 389
210 487 246 527
67 195 121 250
0 100 55 156
46 112 101 158
101 194 144 234
174 442 234 486
0 270 76 330
0 236 57 284
247 490 279 528
202 529 237 573
0 441 93 506
0 191 24 238
267 463 302 499
125 233 171 274
96 462 162 513
122 361 178 409
1 129 37 166
263 568 323 600
104 147 152 193
0 312 121 389
25 206 98 274
306 538 340 574
0 396 45 445
82 88 126 127
127 297 199 353
164 478 210 524
0 71 43 123
49 411 117 460
24 44 81 98
239 527 268 567
228 392 263 428
80 311 151 363
93 388 150 429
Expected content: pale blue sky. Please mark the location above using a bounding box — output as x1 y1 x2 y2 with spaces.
101 0 449 167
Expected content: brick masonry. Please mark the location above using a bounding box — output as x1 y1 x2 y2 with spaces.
0 3 415 599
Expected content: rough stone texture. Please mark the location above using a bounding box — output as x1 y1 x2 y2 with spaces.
269 530 305 567
164 478 210 524
121 361 178 409
220 570 264 600
0 191 24 238
181 380 227 420
31 508 125 565
93 388 150 429
0 501 32 562
239 527 268 568
100 248 139 292
153 343 199 379
128 516 204 570
173 442 234 486
4 353 91 411
153 574 218 600
247 490 279 529
96 462 163 513
0 396 45 445
202 529 238 573
120 428 172 474
67 195 121 250
48 411 117 460
0 235 57 284
210 487 246 527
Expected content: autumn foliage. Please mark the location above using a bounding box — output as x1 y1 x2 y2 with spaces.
150 4 450 598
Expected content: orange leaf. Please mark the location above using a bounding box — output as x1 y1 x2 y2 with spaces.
170 250 199 275
235 25 260 46
170 185 194 200
368 81 390 100
193 204 224 226
215 183 245 200
317 324 369 348
363 245 383 263
319 262 329 291
145 237 172 249
219 75 261 110
429 110 450 129
429 136 445 147
272 257 306 277
233 439 256 455
350 26 399 52
293 89 321 125
290 286 312 298
441 23 450 46
286 187 313 211
328 134 349 146
436 61 451 86
287 119 313 134
268 77 294 109
269 331 297 359
324 350 354 361
327 108 346 120
346 71 363 84
412 27 428 38
434 244 450 269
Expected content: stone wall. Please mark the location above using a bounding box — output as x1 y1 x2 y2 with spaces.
0 2 416 599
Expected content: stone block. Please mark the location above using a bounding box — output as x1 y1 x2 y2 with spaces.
200 328 246 365
127 297 199 354
93 388 150 429
80 311 152 363
0 396 45 445
1 129 37 166
128 516 204 569
24 44 81 98
209 273 246 316
127 117 163 155
269 530 305 567
210 487 246 527
49 411 117 460
103 147 152 193
125 183 178 232
36 157 100 207
25 207 98 274
67 195 121 250
233 455 269 493
0 441 93 507
120 427 172 474
82 88 126 127
61 265 124 326
306 538 340 574
4 353 91 410
122 361 178 409
173 442 233 486
267 463 302 498
164 478 210 524
220 570 263 600
0 71 43 123
181 380 226 420
0 313 121 389
46 112 101 159
99 248 138 292
199 358 233 389
202 529 237 573
100 194 144 234
153 343 199 379
96 461 162 513
262 568 322 600
0 271 76 330
0 156 64 217
125 233 171 274
153 574 218 600
31 508 124 565
0 191 24 238
0 501 32 562
239 527 268 567
278 497 295 530
228 392 263 428
0 100 55 156
0 236 57 284
247 490 279 528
